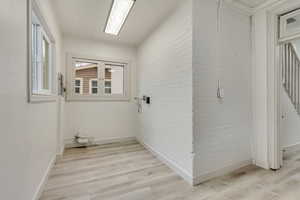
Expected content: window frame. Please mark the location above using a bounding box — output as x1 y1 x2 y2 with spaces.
74 78 83 95
89 79 99 95
279 9 300 42
66 54 131 102
27 0 56 103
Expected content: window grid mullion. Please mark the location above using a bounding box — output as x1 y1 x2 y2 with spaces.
98 62 105 97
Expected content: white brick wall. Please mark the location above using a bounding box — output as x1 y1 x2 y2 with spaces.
193 0 253 181
137 0 193 178
137 0 254 184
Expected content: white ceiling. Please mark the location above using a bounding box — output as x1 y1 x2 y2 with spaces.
51 0 182 46
234 0 270 8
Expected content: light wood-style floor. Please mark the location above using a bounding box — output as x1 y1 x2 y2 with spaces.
40 140 300 200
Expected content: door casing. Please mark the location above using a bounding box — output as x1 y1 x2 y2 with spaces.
267 0 300 170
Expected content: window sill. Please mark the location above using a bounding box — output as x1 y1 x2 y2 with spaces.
29 94 57 103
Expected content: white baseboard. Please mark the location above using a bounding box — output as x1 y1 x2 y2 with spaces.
64 136 137 149
60 144 65 155
193 159 252 185
57 143 65 156
56 145 65 160
62 136 252 186
283 142 300 153
32 155 56 200
253 159 269 170
137 139 194 185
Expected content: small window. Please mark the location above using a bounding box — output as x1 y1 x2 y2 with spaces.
67 55 130 101
89 79 98 95
28 1 55 102
74 78 83 94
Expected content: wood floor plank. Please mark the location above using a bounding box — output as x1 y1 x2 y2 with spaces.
40 142 300 200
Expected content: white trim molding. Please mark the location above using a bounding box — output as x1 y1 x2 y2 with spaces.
137 139 194 186
27 0 57 103
32 155 56 200
193 160 252 185
266 0 300 170
266 3 282 171
254 0 288 13
224 0 253 16
63 136 252 186
224 0 292 15
64 136 136 148
283 142 300 153
66 53 131 102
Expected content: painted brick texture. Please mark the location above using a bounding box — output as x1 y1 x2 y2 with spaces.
193 0 252 178
137 0 193 176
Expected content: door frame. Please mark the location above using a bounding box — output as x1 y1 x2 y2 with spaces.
267 0 300 170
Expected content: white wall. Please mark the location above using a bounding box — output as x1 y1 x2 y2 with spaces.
137 0 193 180
193 0 253 182
0 0 63 199
281 86 300 148
63 37 138 143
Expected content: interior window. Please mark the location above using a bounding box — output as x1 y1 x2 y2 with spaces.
67 57 129 101
31 11 53 96
105 65 124 95
74 61 99 95
42 36 50 90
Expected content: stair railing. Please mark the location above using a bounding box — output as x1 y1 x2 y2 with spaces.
282 42 300 114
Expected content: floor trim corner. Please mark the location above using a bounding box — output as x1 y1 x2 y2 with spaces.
32 155 56 200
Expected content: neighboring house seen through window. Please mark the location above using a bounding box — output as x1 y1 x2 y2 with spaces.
67 56 130 101
89 79 98 94
74 78 83 94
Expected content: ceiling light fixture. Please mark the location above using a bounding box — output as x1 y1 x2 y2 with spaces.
104 0 136 35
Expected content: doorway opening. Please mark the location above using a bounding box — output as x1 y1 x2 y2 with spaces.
280 39 300 158
279 9 300 167
268 3 300 170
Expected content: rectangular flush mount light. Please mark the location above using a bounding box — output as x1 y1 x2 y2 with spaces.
104 0 136 35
